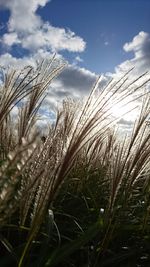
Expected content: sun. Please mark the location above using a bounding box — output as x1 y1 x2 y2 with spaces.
109 95 140 124
111 101 138 122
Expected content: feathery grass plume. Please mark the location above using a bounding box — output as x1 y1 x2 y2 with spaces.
110 94 150 210
0 56 65 226
52 74 150 264
0 113 16 160
16 70 150 267
17 58 65 144
48 71 150 203
0 56 65 146
0 137 38 226
93 93 150 256
1 60 150 266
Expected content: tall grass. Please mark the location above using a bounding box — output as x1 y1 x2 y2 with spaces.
0 59 150 266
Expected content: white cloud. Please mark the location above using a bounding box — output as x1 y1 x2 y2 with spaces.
21 24 85 52
123 31 150 58
0 53 36 68
115 31 150 75
2 32 20 46
0 0 86 53
72 55 83 66
0 0 49 33
75 56 83 63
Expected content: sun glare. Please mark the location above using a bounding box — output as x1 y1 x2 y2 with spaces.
110 98 139 123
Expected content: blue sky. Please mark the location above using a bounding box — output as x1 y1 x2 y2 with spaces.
0 0 150 73
36 0 150 73
0 0 150 129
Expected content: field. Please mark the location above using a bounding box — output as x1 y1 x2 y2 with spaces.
0 59 150 267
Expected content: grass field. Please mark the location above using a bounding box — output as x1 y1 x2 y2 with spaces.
0 59 150 267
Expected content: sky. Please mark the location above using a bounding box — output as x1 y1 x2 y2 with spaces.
37 0 150 73
0 0 150 130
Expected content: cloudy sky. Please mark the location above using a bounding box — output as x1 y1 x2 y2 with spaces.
0 0 150 129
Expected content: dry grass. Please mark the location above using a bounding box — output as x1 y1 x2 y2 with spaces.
0 59 150 266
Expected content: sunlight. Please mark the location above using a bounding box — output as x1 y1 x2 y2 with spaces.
110 98 139 123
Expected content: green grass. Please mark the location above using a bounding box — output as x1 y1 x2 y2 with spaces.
0 59 150 266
